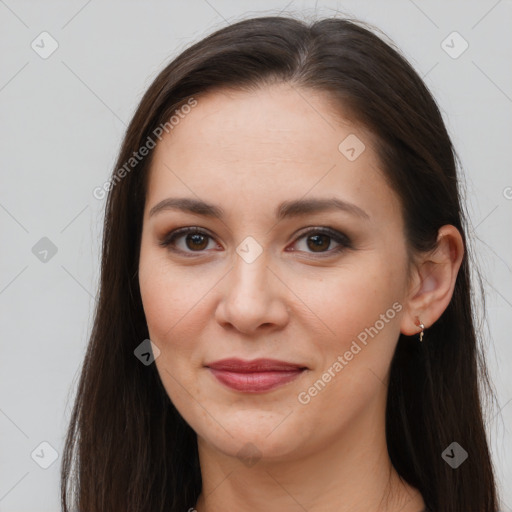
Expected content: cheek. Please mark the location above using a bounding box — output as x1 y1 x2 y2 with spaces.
139 270 175 342
289 258 404 345
138 256 207 414
139 248 206 343
138 248 218 398
291 258 407 417
291 263 404 430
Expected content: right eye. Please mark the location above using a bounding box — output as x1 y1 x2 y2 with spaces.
159 227 220 256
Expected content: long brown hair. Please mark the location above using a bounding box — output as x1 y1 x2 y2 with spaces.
61 15 500 511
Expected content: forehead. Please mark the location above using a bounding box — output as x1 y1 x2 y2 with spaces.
156 84 364 165
145 84 400 223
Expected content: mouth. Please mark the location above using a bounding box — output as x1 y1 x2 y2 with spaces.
205 358 308 393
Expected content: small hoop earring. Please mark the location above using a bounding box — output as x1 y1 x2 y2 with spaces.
418 323 425 342
415 317 425 342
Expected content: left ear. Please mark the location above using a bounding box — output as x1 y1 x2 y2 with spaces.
400 224 465 336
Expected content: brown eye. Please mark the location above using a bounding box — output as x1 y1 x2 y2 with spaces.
160 226 352 258
184 233 209 251
290 227 352 256
159 227 217 256
305 233 331 252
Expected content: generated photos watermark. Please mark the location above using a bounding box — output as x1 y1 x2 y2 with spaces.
93 97 198 200
297 301 403 405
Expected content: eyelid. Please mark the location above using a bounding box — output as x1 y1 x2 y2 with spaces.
158 226 219 255
291 226 352 247
159 226 352 257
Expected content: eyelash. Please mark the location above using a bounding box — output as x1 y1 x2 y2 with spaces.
158 226 353 258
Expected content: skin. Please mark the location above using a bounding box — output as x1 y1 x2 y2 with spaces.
138 83 464 512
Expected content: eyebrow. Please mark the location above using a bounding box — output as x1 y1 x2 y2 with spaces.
148 196 369 221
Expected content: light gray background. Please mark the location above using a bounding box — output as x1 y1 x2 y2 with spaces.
1 1 511 510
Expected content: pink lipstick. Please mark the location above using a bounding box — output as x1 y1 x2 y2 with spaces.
206 358 307 393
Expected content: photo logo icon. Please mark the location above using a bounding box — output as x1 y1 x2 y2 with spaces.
441 31 469 59
32 237 58 263
338 134 366 161
441 441 468 468
134 339 161 365
236 236 263 264
31 31 59 59
31 441 59 469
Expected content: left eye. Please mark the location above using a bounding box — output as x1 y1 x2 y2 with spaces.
159 227 352 256
292 230 349 254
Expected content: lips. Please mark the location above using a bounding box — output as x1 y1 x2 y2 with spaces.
206 358 307 393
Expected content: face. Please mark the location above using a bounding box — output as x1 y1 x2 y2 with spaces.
138 83 412 463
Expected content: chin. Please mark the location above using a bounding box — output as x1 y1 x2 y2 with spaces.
196 415 304 462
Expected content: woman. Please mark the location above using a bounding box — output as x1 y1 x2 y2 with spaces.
61 15 500 512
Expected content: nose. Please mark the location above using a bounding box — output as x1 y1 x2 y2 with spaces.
214 251 290 335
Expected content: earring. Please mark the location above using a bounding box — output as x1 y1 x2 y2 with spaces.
415 317 425 342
